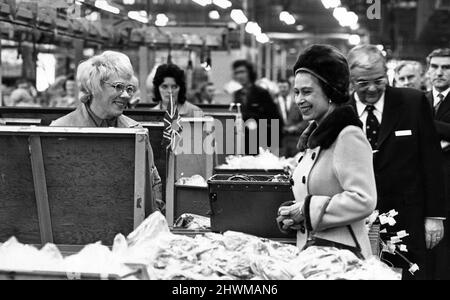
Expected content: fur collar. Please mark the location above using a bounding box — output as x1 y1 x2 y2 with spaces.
297 105 362 151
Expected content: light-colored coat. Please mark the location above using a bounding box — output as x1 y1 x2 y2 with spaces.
50 103 163 210
292 125 377 258
50 104 140 128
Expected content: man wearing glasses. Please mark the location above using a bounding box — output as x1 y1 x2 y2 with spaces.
348 45 446 280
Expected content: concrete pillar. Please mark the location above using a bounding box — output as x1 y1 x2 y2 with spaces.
139 46 149 103
265 43 272 79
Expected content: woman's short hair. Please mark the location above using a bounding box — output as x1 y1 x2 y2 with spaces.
76 51 134 104
152 64 187 104
232 60 257 84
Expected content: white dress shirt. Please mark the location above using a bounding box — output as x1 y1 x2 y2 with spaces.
277 94 293 123
355 92 385 134
433 87 450 107
355 93 445 221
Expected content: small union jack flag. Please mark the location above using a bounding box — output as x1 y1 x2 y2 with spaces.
162 93 182 152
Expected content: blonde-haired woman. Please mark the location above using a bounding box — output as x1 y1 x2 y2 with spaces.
52 51 139 127
51 51 164 212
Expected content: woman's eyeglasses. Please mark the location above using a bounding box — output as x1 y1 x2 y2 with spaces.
354 78 387 89
104 82 137 96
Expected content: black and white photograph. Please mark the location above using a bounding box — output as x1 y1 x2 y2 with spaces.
0 0 449 284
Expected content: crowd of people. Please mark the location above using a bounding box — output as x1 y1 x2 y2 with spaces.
2 44 450 280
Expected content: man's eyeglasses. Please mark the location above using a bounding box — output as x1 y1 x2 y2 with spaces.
354 78 387 89
104 82 137 96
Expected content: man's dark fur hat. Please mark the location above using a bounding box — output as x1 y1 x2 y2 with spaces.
293 44 350 104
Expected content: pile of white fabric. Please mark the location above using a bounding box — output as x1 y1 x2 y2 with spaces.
0 212 401 280
217 148 296 171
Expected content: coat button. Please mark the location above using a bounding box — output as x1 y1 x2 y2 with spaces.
298 156 304 163
302 176 306 184
311 153 316 160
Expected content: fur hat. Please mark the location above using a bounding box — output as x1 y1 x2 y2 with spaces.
293 44 350 104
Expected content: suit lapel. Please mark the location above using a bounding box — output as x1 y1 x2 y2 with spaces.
377 87 403 149
426 92 434 112
436 93 450 120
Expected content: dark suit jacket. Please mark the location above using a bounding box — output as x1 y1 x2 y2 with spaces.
234 85 282 154
275 95 308 134
427 91 450 212
351 87 446 269
234 85 281 122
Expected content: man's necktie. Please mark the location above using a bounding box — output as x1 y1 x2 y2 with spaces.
366 105 380 150
282 97 289 122
435 93 445 114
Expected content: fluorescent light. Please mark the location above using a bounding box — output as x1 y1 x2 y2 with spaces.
192 0 212 6
280 11 295 25
231 9 248 25
128 11 149 23
95 0 120 15
209 10 220 20
155 13 169 26
321 0 341 9
86 12 100 21
256 33 269 44
123 0 135 5
245 22 261 36
333 7 358 28
213 0 232 9
348 34 361 46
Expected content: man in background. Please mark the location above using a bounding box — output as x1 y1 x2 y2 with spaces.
276 79 308 157
9 79 38 107
348 45 446 280
425 48 450 280
395 61 424 91
193 82 216 105
232 60 281 155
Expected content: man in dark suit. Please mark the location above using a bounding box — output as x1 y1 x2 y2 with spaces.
425 48 450 279
232 60 282 155
347 45 446 280
276 79 308 158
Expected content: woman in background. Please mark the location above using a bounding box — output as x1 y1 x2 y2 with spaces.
152 64 203 117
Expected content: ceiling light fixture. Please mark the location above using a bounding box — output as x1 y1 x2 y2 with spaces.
95 0 120 14
280 11 296 25
213 0 232 9
155 13 169 26
209 10 220 20
192 0 212 6
321 0 341 9
128 11 149 23
230 9 248 25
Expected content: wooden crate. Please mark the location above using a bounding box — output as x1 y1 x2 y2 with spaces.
165 118 216 226
0 264 149 280
174 185 210 219
0 107 165 126
203 112 244 167
0 127 156 248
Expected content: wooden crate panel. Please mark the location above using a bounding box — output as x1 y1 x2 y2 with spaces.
41 136 135 245
0 136 41 244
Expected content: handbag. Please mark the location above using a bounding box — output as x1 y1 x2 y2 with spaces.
303 225 365 260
